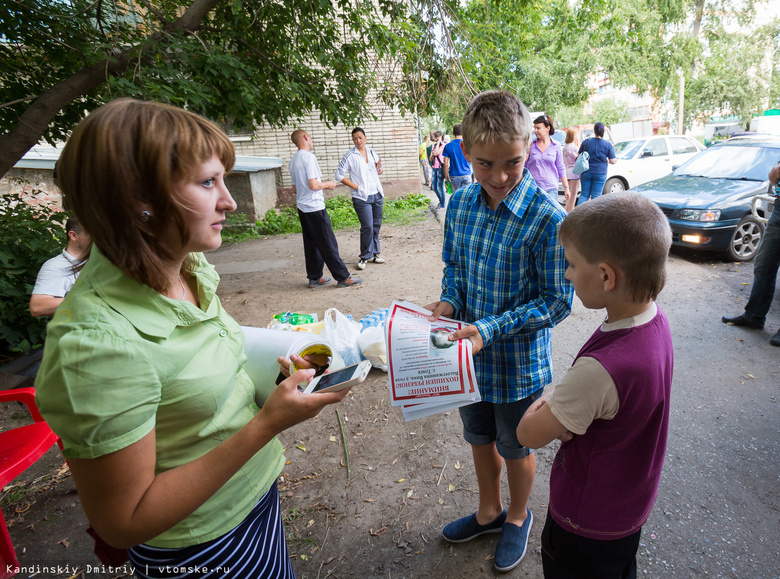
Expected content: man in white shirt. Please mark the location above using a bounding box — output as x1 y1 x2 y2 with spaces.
289 130 362 288
30 216 91 317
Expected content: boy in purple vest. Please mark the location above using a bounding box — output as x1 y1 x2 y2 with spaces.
517 192 674 578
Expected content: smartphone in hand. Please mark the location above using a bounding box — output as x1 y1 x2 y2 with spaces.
301 360 372 394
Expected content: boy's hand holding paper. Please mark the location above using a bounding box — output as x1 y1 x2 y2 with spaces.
425 302 484 354
387 300 481 421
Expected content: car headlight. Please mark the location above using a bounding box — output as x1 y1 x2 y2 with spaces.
675 209 721 222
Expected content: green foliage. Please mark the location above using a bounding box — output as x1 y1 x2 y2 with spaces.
255 206 301 236
316 196 356 230
673 19 774 128
427 0 775 135
222 194 430 245
0 192 64 354
769 21 780 110
378 192 430 226
0 0 441 176
553 104 589 128
588 98 631 126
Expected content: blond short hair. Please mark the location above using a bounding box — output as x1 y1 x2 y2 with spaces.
560 193 672 302
461 91 532 150
565 127 577 144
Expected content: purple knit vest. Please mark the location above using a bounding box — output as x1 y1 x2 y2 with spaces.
549 307 673 540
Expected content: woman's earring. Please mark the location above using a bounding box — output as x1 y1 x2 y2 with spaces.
141 210 151 221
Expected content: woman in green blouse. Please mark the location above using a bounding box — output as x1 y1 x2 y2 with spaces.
35 99 346 578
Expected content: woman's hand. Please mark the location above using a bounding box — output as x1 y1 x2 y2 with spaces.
278 353 329 379
258 367 349 435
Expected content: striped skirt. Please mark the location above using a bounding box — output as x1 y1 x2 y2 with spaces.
128 482 295 579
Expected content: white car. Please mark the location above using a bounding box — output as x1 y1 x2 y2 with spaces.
603 135 705 194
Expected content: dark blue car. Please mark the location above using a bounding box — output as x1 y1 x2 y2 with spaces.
632 136 780 261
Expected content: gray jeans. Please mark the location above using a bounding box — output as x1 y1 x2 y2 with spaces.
352 193 383 259
449 174 473 194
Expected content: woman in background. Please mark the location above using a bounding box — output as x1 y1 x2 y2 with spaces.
429 131 447 209
577 121 617 205
525 115 569 205
35 98 347 579
336 127 386 270
562 127 580 212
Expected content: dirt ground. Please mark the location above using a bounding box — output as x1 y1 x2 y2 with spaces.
3 199 779 579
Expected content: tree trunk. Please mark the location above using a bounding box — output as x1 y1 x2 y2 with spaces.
0 0 220 178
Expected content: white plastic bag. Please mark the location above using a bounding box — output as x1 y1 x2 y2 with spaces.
322 308 363 367
359 324 388 372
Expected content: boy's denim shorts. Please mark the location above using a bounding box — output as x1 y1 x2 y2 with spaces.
458 390 542 460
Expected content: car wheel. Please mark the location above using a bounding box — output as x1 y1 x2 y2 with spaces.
727 216 764 261
603 178 626 195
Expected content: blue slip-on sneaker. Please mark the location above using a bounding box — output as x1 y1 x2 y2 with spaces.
442 509 507 543
493 509 533 572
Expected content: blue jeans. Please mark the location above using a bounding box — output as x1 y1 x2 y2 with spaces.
578 173 608 205
450 174 473 194
352 193 384 259
743 203 780 324
432 167 445 207
545 188 561 205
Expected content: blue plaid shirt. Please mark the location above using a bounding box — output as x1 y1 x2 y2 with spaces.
440 168 573 403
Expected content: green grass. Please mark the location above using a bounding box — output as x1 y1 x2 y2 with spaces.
222 193 431 245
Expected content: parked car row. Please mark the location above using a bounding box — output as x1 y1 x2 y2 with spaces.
552 131 778 261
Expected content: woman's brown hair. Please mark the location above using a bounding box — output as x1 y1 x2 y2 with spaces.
56 99 235 293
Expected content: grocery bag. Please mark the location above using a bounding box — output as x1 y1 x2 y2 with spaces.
322 308 363 366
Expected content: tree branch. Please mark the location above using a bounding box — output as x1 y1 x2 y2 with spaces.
0 97 36 110
136 0 170 25
0 0 221 177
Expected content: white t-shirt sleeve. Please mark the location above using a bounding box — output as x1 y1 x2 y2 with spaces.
32 254 77 297
304 152 322 181
546 356 620 435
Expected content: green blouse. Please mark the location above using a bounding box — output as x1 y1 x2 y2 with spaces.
35 247 284 548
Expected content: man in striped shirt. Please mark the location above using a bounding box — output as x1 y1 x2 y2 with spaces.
427 91 572 573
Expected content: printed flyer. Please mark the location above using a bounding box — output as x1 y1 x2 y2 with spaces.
385 300 480 420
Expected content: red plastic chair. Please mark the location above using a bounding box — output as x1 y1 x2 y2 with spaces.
0 387 61 579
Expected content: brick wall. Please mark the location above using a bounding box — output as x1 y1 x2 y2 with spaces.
0 168 62 209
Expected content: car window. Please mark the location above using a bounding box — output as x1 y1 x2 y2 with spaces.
669 137 698 155
614 140 643 159
580 129 595 141
675 144 780 180
642 138 669 157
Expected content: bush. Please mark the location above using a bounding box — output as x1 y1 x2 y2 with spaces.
0 192 65 354
222 193 430 245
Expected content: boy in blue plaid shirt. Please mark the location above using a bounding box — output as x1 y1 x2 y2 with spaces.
426 91 572 572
